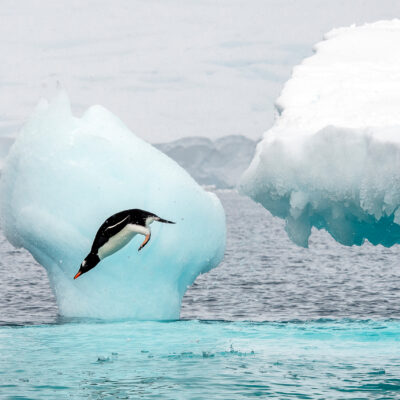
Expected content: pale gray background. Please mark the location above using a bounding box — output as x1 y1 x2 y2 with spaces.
1 0 400 144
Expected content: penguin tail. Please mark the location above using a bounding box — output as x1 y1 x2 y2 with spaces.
157 217 175 224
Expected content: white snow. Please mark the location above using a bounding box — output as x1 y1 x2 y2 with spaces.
240 20 400 247
0 92 226 319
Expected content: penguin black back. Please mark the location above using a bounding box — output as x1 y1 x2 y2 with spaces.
74 208 175 279
91 209 157 253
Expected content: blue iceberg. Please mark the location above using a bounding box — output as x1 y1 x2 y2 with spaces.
0 92 226 319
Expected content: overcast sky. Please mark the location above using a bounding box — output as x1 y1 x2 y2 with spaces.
1 0 400 143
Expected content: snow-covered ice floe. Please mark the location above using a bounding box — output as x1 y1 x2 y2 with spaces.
240 20 400 247
0 92 226 319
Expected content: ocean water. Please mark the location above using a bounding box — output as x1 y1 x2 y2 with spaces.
2 320 400 399
1 190 400 399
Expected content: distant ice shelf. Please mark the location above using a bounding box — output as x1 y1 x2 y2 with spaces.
155 135 258 189
0 92 226 319
240 20 400 247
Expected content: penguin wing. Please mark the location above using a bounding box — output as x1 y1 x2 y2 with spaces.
91 212 132 252
104 215 130 231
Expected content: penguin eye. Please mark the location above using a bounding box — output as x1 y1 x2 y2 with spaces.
82 260 86 267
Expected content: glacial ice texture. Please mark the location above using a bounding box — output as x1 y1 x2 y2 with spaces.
0 93 226 319
240 20 400 247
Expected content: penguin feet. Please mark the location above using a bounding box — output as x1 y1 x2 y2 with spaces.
138 234 151 251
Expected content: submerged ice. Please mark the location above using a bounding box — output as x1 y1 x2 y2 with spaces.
0 92 226 319
240 20 400 247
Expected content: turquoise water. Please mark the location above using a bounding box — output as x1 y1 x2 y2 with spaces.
1 319 400 399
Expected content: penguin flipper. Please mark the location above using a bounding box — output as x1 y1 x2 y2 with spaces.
138 233 151 251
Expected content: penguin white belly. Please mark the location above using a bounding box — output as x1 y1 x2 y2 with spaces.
98 224 149 260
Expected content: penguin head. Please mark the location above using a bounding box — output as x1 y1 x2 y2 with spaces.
74 253 100 279
147 214 175 226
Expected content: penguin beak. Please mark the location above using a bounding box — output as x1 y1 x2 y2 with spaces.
74 270 82 279
157 218 175 224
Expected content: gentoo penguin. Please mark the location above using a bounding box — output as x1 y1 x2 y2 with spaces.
74 209 174 279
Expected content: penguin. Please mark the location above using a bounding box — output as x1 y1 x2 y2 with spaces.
74 209 174 279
